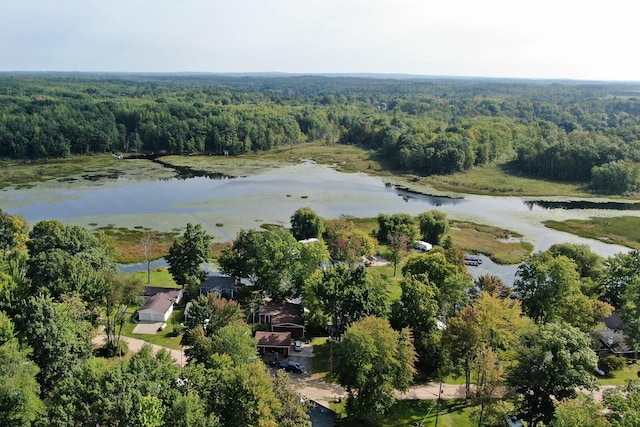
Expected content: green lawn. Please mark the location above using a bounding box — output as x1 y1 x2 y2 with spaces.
332 399 474 426
130 267 179 288
596 364 640 386
120 307 184 350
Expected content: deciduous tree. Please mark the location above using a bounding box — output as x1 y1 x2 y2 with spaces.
304 264 387 337
219 228 302 300
290 207 324 240
418 210 449 245
167 223 212 298
514 252 582 324
550 394 609 427
335 316 416 420
507 322 597 427
0 341 43 426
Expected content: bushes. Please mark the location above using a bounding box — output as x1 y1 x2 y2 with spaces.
598 355 626 375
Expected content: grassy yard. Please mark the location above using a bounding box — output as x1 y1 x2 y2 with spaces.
332 399 474 427
120 307 184 350
596 364 640 386
129 267 179 288
544 216 640 251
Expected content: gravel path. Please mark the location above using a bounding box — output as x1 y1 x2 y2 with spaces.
92 334 186 366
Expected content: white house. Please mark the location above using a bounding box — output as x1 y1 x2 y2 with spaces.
138 289 182 322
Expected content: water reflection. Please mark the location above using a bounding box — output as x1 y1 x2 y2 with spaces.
150 157 234 181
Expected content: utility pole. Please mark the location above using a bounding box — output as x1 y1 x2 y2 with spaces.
435 382 443 427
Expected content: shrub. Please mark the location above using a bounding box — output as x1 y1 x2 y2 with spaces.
599 355 626 375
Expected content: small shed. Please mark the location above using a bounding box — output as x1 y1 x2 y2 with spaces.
256 331 292 356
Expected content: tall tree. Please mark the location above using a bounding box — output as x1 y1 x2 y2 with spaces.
402 249 471 320
0 341 43 426
167 223 212 297
182 293 245 338
547 243 603 282
418 210 449 245
26 220 115 301
0 210 28 254
271 370 312 427
219 228 303 300
507 322 597 427
603 383 640 427
303 264 387 337
100 273 145 357
376 213 417 243
386 231 411 276
470 274 512 300
472 346 505 427
389 274 441 375
141 230 158 285
290 207 324 240
599 250 640 309
15 294 93 394
336 316 416 421
443 304 482 398
514 252 582 324
323 218 375 263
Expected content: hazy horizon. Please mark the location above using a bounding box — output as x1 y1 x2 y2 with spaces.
2 0 639 82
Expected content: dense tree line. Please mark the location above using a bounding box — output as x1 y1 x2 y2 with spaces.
1 74 640 193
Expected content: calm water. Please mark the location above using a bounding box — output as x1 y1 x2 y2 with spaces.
0 161 633 262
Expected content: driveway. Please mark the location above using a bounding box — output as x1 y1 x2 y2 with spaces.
132 321 164 334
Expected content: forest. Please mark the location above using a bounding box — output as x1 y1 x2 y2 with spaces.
1 73 640 194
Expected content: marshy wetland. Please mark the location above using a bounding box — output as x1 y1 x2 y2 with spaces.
1 154 636 265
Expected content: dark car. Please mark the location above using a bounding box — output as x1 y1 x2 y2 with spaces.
279 360 305 373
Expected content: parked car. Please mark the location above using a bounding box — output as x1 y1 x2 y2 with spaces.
279 360 305 373
464 254 483 266
294 341 302 352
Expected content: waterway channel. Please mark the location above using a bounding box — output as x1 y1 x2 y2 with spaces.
0 160 634 264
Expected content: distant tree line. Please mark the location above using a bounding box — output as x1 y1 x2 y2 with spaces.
1 74 640 193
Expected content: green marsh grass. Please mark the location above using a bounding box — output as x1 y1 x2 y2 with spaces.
544 216 640 250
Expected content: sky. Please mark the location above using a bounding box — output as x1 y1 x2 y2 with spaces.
1 0 638 81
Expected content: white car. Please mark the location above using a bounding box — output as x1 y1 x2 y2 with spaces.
294 341 302 352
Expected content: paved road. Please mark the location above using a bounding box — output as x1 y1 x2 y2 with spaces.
93 335 618 409
297 377 470 408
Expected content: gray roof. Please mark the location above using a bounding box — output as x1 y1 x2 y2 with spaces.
200 274 236 294
309 401 336 427
139 292 175 314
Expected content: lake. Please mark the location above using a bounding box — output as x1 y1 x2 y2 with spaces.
0 160 634 261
